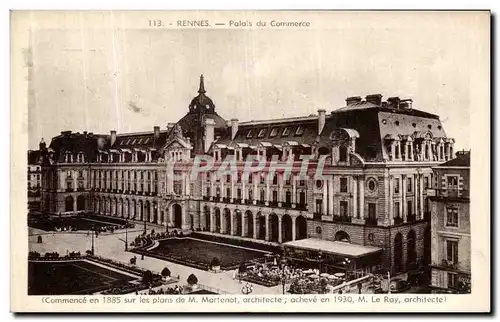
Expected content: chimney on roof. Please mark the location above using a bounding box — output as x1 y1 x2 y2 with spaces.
400 99 413 109
346 96 362 106
317 109 326 135
153 126 160 140
231 119 239 141
110 130 117 146
83 131 87 135
387 97 401 109
365 94 383 105
204 118 216 153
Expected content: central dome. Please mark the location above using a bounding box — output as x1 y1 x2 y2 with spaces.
189 74 215 113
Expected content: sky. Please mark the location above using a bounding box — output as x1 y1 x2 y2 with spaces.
24 11 489 151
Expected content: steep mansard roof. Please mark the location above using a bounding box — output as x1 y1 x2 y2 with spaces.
213 101 448 162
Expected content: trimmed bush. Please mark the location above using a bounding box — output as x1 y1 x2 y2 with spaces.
161 267 171 277
187 274 198 286
210 257 220 268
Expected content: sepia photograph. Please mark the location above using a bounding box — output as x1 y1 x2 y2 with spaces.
11 10 490 312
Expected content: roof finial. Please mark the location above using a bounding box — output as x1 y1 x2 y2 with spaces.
198 74 206 94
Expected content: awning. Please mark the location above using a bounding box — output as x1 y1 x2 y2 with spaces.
283 238 382 258
260 142 273 147
236 143 249 148
301 144 311 148
120 148 132 153
286 141 299 146
108 149 119 153
98 150 108 154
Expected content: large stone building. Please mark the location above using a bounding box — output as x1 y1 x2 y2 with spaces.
37 75 456 275
428 151 470 293
27 149 43 213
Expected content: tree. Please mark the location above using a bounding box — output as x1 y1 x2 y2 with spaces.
210 257 220 268
238 262 246 274
187 274 198 286
161 267 171 278
143 270 153 285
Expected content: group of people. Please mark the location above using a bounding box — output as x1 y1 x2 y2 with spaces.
141 285 183 295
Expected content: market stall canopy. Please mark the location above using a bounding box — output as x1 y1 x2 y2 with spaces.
283 238 382 258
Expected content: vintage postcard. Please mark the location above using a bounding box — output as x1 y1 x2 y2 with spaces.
10 10 490 312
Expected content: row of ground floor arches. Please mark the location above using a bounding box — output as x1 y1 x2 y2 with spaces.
200 206 308 243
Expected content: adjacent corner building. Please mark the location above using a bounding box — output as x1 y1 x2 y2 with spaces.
428 150 471 293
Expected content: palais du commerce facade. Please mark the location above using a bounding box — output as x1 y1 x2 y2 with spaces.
37 75 455 275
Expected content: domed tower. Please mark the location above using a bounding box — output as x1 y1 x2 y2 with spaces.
176 75 228 155
39 138 46 151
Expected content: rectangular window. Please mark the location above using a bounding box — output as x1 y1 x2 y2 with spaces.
424 177 429 189
237 188 242 199
368 203 376 219
446 240 459 264
226 175 231 183
260 190 265 202
446 207 459 227
273 174 278 185
407 201 413 216
272 191 278 203
394 202 400 218
248 174 253 184
448 273 458 289
299 180 305 187
394 178 400 194
340 178 348 192
260 173 265 184
67 181 72 190
226 188 231 199
407 177 412 193
447 176 459 189
340 200 348 216
67 171 72 178
315 199 323 214
78 181 84 189
295 126 305 136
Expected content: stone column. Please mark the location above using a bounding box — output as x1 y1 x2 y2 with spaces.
292 216 296 241
221 212 226 234
220 177 225 202
230 211 235 235
413 174 418 216
201 176 205 198
181 204 187 229
389 175 394 224
419 174 424 219
391 142 396 160
404 143 409 161
253 213 258 239
265 213 270 241
322 178 328 215
328 176 334 215
359 176 364 219
209 207 215 232
169 206 174 226
265 179 270 206
278 216 282 243
292 176 297 208
150 204 154 223
402 175 407 222
73 197 77 214
278 174 283 207
253 174 258 205
210 180 215 201
242 212 246 237
352 177 358 218
230 176 235 202
241 177 246 203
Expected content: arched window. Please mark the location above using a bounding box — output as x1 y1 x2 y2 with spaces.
339 146 348 162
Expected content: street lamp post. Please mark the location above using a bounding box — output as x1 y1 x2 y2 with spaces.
125 219 128 251
91 225 95 255
280 257 288 295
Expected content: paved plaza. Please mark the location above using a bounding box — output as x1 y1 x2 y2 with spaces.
28 225 284 295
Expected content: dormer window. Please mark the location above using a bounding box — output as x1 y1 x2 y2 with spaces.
281 127 291 137
144 138 150 144
137 138 143 144
269 128 279 137
131 139 137 144
246 130 253 139
257 129 266 138
295 126 305 136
